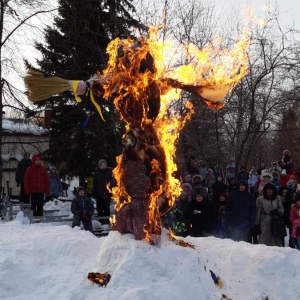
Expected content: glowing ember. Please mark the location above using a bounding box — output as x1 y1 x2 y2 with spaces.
168 229 195 249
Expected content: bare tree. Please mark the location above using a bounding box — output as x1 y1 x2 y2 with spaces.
223 15 300 172
0 0 56 193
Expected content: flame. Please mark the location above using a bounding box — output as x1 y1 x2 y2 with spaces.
101 25 249 240
168 229 195 249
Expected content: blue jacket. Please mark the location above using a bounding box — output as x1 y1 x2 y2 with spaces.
49 175 63 198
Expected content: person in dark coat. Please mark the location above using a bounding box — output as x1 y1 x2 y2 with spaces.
187 160 200 175
237 166 249 182
225 181 256 242
186 186 214 237
211 174 227 202
92 159 116 221
227 177 238 195
71 186 94 232
24 154 50 216
15 152 32 203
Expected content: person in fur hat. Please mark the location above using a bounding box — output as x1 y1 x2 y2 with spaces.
71 186 94 232
255 183 284 246
186 186 214 237
225 181 256 242
181 182 193 202
191 174 203 189
258 171 273 195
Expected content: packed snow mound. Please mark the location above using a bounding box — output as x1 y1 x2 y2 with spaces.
0 221 300 300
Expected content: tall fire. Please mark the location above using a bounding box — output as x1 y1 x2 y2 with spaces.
24 26 250 244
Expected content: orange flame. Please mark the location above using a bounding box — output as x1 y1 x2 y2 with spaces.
103 25 249 240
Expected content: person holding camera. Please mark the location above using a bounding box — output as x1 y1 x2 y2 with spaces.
71 186 94 232
186 186 214 237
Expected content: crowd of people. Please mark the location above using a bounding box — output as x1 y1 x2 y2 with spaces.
15 153 117 233
163 150 300 250
14 149 300 248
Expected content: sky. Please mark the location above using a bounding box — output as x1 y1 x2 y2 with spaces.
1 205 300 300
219 0 300 29
5 0 299 106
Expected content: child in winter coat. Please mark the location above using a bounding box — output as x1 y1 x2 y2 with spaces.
71 186 94 232
161 192 189 237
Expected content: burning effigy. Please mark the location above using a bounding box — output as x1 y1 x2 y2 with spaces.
24 27 250 243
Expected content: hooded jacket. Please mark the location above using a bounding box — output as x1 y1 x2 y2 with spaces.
255 183 284 246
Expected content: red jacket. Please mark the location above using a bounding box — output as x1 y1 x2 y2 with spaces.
291 218 300 239
279 174 289 188
24 164 50 195
290 205 300 225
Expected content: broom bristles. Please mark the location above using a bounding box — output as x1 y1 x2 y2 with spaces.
24 69 70 102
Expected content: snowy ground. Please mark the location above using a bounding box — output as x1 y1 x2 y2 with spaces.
0 211 300 300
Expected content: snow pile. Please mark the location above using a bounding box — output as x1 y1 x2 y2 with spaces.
0 220 300 300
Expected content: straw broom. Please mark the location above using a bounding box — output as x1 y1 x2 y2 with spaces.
24 69 106 121
24 69 71 102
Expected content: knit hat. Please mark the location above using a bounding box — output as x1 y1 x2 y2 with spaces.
32 154 41 163
283 149 291 156
98 159 107 166
193 186 208 198
76 186 85 194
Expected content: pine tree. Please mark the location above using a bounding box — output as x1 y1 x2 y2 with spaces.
31 0 145 183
